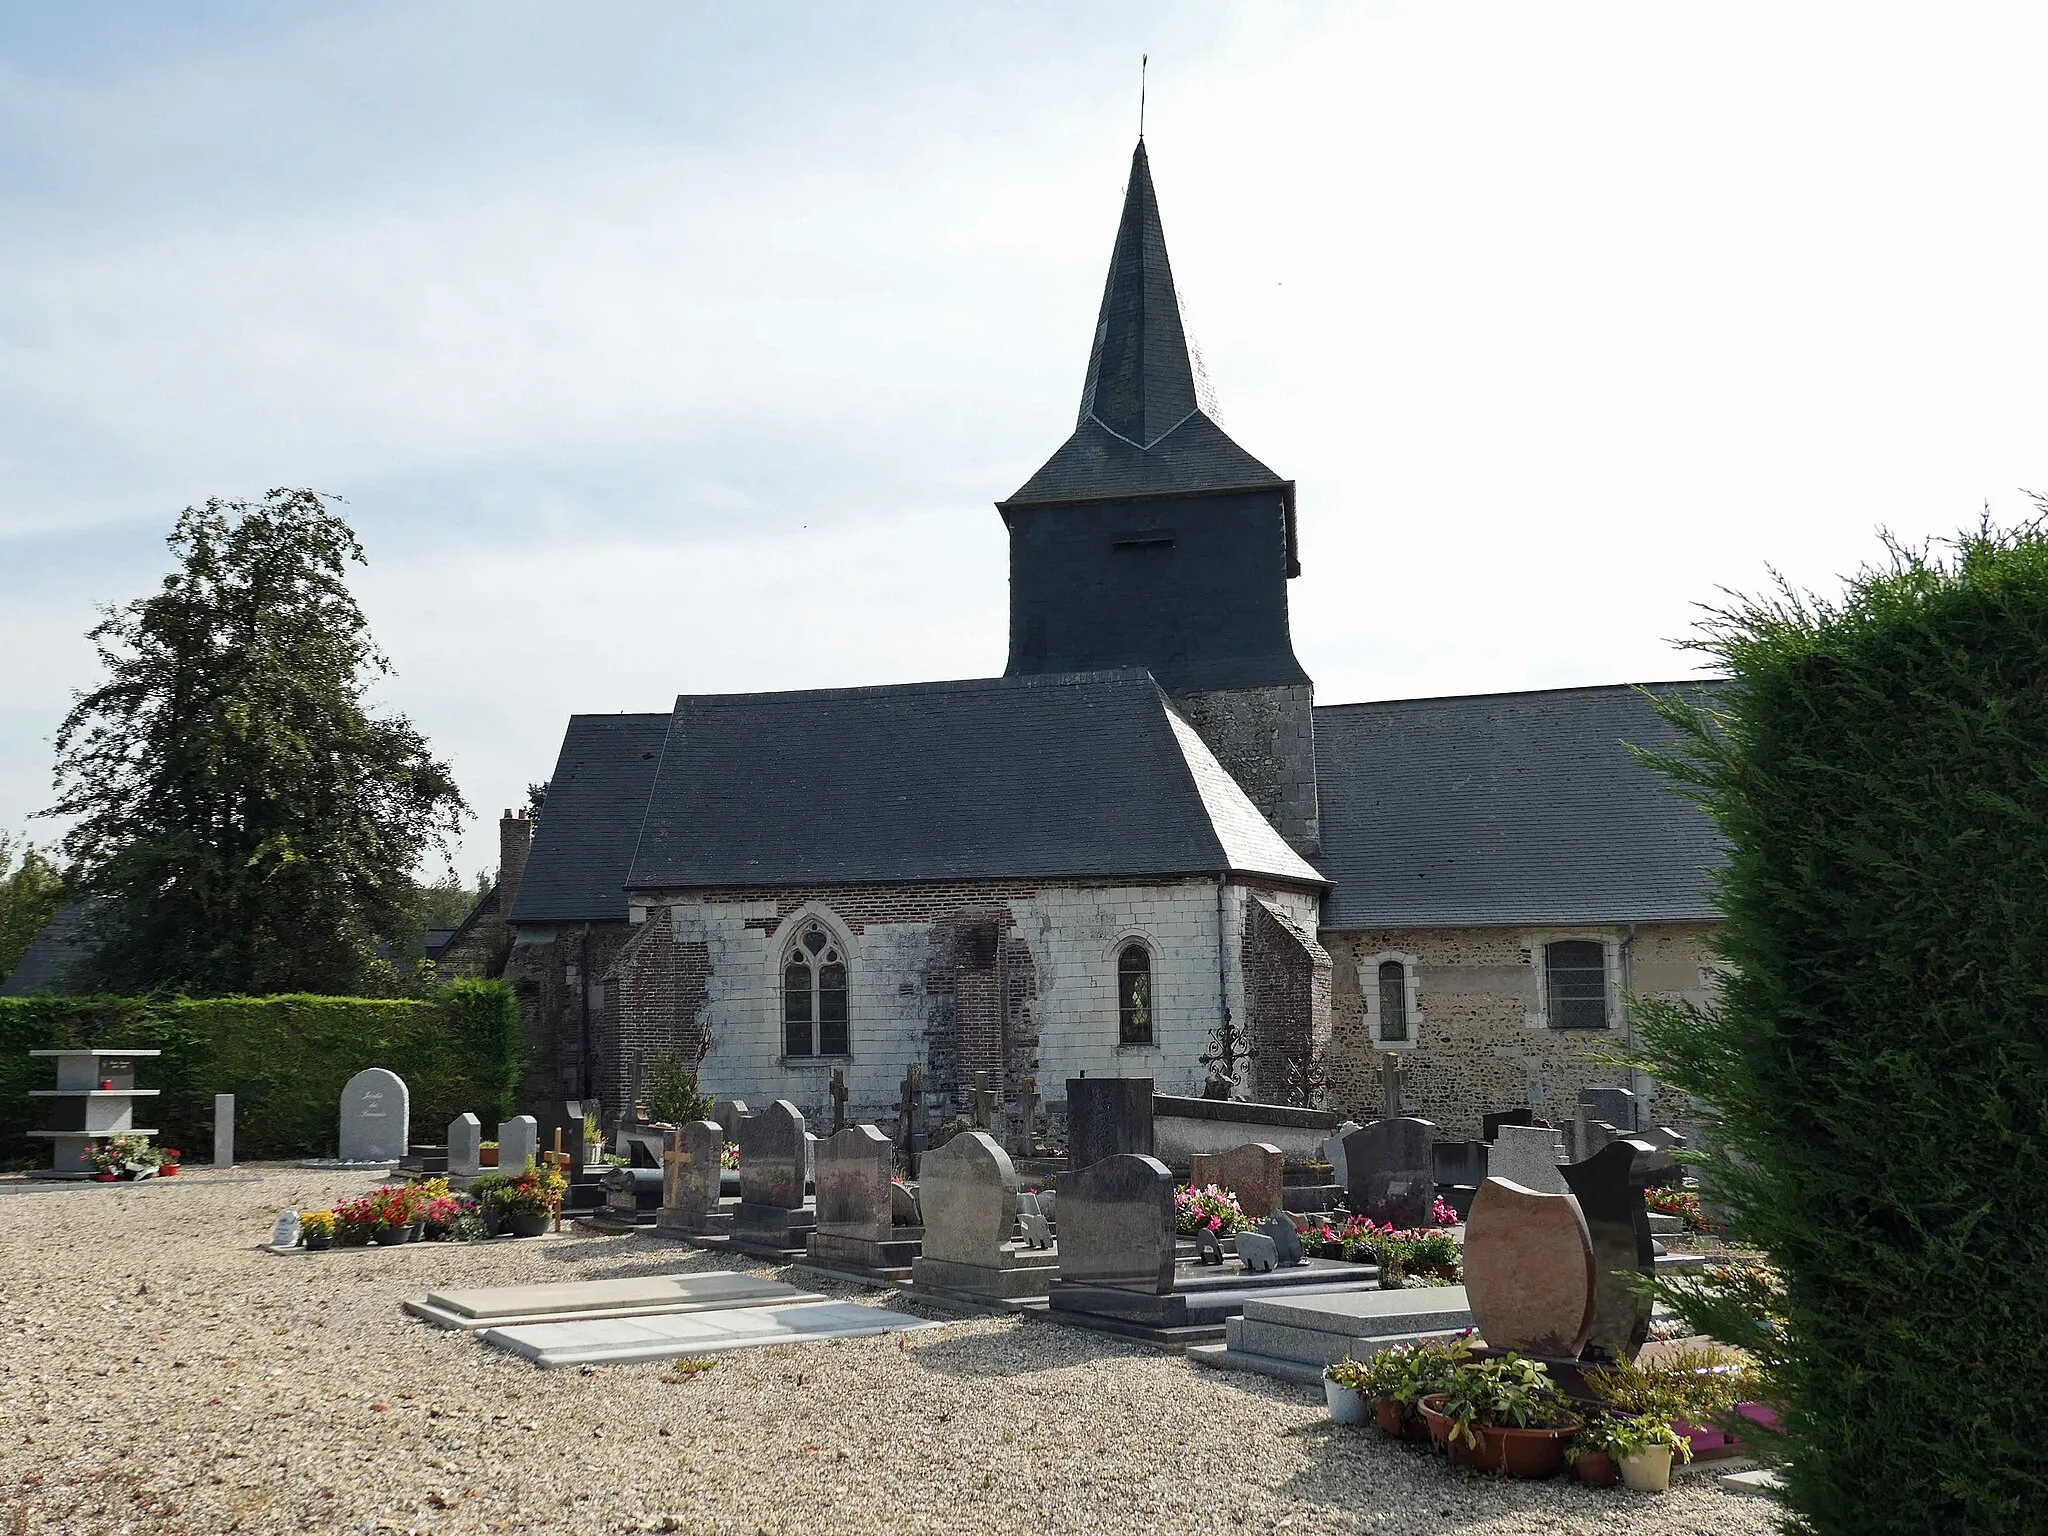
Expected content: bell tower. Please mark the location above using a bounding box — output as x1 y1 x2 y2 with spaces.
1000 140 1319 856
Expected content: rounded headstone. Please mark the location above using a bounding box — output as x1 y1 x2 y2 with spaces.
1464 1177 1598 1356
338 1068 408 1162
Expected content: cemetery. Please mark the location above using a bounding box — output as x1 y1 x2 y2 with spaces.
0 1050 1788 1535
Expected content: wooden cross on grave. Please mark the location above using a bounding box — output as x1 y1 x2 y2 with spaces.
969 1070 997 1130
542 1128 575 1233
829 1067 849 1133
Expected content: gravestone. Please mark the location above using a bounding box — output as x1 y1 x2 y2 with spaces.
897 1066 929 1171
1066 1077 1153 1170
815 1125 894 1242
1579 1087 1639 1134
1482 1107 1543 1141
1462 1177 1599 1356
497 1115 538 1175
829 1069 848 1133
1432 1140 1488 1190
448 1113 483 1178
1016 1191 1053 1250
1194 1227 1225 1266
1256 1210 1306 1268
1487 1123 1569 1195
969 1071 997 1130
1235 1232 1277 1272
338 1068 409 1162
1053 1153 1175 1293
711 1099 750 1143
1560 1139 1659 1362
910 1130 1058 1300
1187 1142 1285 1221
1009 1075 1039 1157
213 1093 235 1169
1340 1117 1436 1227
727 1100 815 1255
656 1119 725 1236
1320 1121 1362 1187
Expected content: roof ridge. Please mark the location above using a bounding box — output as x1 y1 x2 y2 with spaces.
1314 678 1723 713
669 669 1158 710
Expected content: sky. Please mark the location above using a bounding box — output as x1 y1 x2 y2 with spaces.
4 3 2047 882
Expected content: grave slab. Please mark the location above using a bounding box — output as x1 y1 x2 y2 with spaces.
404 1272 806 1330
481 1299 937 1368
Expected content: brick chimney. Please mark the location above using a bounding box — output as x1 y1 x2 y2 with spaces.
499 808 534 921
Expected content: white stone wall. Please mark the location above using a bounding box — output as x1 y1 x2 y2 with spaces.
642 879 1320 1120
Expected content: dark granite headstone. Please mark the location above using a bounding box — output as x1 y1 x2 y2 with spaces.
711 1098 750 1143
738 1100 806 1210
1432 1140 1488 1189
1236 1232 1277 1272
1560 1138 1659 1362
1341 1117 1437 1227
816 1124 893 1242
1193 1226 1225 1266
1066 1077 1154 1170
1578 1086 1639 1133
1256 1210 1305 1268
1053 1153 1175 1293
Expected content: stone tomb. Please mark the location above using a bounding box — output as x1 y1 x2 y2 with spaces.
483 1299 937 1369
907 1131 1059 1302
1187 1142 1284 1222
497 1115 538 1175
1461 1177 1598 1357
805 1124 922 1280
1340 1117 1436 1228
1560 1139 1660 1362
1486 1124 1570 1195
655 1120 727 1237
405 1270 806 1331
338 1068 409 1163
1192 1287 1476 1385
448 1114 483 1178
1065 1077 1154 1170
1045 1154 1382 1341
719 1100 816 1258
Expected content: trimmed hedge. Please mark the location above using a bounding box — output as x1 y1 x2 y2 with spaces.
1635 525 2048 1534
0 979 521 1163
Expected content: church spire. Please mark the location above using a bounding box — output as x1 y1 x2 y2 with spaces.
1076 140 1201 449
1003 140 1290 530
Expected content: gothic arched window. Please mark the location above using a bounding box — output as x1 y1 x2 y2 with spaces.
1117 941 1153 1047
783 922 849 1056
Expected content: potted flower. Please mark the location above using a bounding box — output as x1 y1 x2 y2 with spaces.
1419 1354 1582 1477
498 1160 567 1237
299 1210 336 1252
157 1148 183 1177
1322 1358 1374 1425
468 1172 514 1235
1565 1412 1629 1486
1173 1183 1246 1236
82 1142 119 1181
1379 1334 1475 1441
479 1139 499 1169
366 1184 414 1245
332 1195 378 1246
720 1142 739 1170
1611 1415 1692 1492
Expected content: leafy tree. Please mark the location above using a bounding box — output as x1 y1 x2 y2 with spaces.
48 489 468 996
0 831 67 979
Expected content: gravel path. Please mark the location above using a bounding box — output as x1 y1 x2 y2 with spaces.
0 1167 1776 1536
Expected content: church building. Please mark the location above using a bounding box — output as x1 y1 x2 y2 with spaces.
497 141 1724 1139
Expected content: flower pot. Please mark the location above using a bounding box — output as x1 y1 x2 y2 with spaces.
303 1233 333 1252
1619 1446 1674 1493
1575 1450 1618 1487
507 1210 550 1238
407 1220 426 1243
1374 1398 1407 1437
93 1173 117 1183
1468 1421 1578 1478
1417 1395 1454 1454
371 1225 408 1246
158 1165 180 1177
1324 1381 1370 1425
479 1147 499 1168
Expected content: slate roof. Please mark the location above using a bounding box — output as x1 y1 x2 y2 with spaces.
1004 141 1291 522
1314 682 1725 929
627 670 1325 892
509 713 672 924
1 899 102 996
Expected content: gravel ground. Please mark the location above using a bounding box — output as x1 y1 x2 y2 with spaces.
0 1167 1778 1536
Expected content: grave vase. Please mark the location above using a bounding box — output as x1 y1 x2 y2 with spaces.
1619 1445 1673 1493
1323 1380 1369 1425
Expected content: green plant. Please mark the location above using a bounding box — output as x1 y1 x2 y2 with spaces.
1325 1347 1416 1401
498 1160 567 1218
1581 1345 1751 1424
601 1153 629 1168
298 1210 335 1239
1386 1334 1476 1405
1610 1414 1693 1462
0 831 65 982
667 1356 717 1382
1630 520 2048 1532
1434 1354 1578 1449
643 1044 714 1126
467 1172 515 1211
1566 1413 1633 1462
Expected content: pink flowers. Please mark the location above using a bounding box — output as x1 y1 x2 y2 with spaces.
1173 1183 1247 1235
1431 1195 1459 1227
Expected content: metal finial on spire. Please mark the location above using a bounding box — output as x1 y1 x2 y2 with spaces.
1139 55 1147 139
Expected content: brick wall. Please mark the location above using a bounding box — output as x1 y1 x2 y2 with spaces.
1241 895 1334 1104
1320 921 1720 1137
502 920 632 1111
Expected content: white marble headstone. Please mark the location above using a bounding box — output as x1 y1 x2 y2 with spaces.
338 1068 409 1162
497 1115 538 1174
448 1113 483 1177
